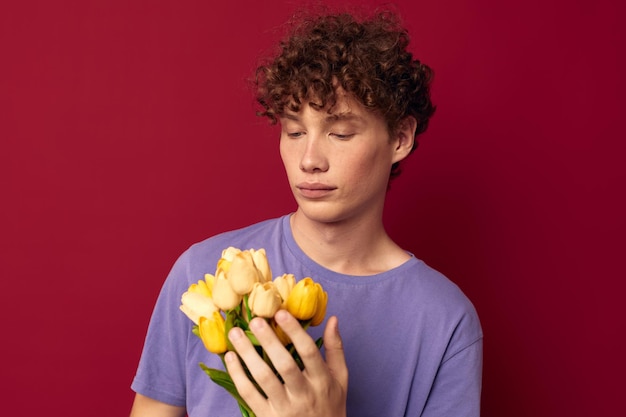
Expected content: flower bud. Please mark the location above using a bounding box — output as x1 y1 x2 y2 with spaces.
213 270 242 310
250 248 272 283
186 275 213 295
273 273 296 307
286 277 324 321
179 291 218 325
221 246 241 261
186 274 214 298
198 311 228 354
216 247 240 277
310 285 328 326
228 251 261 294
248 282 282 318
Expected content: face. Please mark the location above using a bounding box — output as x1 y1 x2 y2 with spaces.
279 89 414 226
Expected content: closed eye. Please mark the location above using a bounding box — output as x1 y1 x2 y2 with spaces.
330 133 355 140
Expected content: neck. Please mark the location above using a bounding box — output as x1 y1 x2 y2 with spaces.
289 210 410 276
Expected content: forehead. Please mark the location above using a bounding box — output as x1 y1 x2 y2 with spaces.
281 88 376 122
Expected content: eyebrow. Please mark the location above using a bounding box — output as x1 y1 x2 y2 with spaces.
280 113 300 122
325 112 363 123
280 111 364 123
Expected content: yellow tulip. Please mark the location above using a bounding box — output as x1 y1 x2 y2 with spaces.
216 258 231 275
271 320 291 346
198 311 228 354
311 286 328 326
185 275 214 298
250 248 272 283
179 289 218 325
285 277 327 322
203 273 215 292
212 270 242 310
221 246 241 261
185 276 209 295
248 282 282 318
215 247 239 277
228 251 261 295
273 273 296 307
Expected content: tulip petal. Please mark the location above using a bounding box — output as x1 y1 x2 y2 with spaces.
198 312 228 354
311 286 328 326
248 282 282 318
273 273 296 307
180 291 218 324
228 251 260 295
286 277 318 320
251 248 272 283
221 246 241 262
213 272 243 310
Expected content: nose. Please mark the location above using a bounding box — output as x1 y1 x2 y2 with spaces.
299 134 329 173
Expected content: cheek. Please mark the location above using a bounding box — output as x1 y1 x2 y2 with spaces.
279 143 297 177
356 151 394 188
353 149 391 175
279 140 290 167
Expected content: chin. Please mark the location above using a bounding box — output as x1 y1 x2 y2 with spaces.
295 202 353 226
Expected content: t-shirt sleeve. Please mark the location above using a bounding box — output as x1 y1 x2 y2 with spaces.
131 250 193 407
419 307 483 417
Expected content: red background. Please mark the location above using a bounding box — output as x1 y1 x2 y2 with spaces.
2 1 624 416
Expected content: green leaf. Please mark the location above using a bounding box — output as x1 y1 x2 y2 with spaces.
199 363 255 416
225 310 238 352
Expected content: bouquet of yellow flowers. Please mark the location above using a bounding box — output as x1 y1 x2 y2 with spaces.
179 247 328 417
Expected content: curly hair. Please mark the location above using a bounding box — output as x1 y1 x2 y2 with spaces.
254 9 435 178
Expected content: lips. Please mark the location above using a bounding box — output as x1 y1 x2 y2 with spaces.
296 182 336 198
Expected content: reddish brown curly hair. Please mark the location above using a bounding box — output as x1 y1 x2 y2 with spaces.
254 9 436 178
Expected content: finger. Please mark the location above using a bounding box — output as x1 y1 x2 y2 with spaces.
274 310 328 379
323 316 349 389
226 327 281 408
249 316 307 389
224 350 268 411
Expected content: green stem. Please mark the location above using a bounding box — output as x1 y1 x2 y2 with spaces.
239 402 253 417
244 294 253 322
214 357 256 417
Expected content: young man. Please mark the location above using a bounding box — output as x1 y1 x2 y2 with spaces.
130 10 482 417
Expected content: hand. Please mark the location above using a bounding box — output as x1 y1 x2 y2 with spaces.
224 310 348 417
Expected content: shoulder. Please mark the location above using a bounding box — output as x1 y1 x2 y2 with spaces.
418 261 483 355
410 260 475 312
383 258 473 309
395 259 483 355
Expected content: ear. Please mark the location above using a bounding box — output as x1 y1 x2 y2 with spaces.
391 116 417 164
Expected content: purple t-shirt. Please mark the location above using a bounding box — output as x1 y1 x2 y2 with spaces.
131 215 483 416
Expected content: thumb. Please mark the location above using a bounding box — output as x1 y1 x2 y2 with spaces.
323 316 349 389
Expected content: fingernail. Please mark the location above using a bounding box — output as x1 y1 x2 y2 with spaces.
250 317 267 331
229 327 244 341
275 309 288 323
